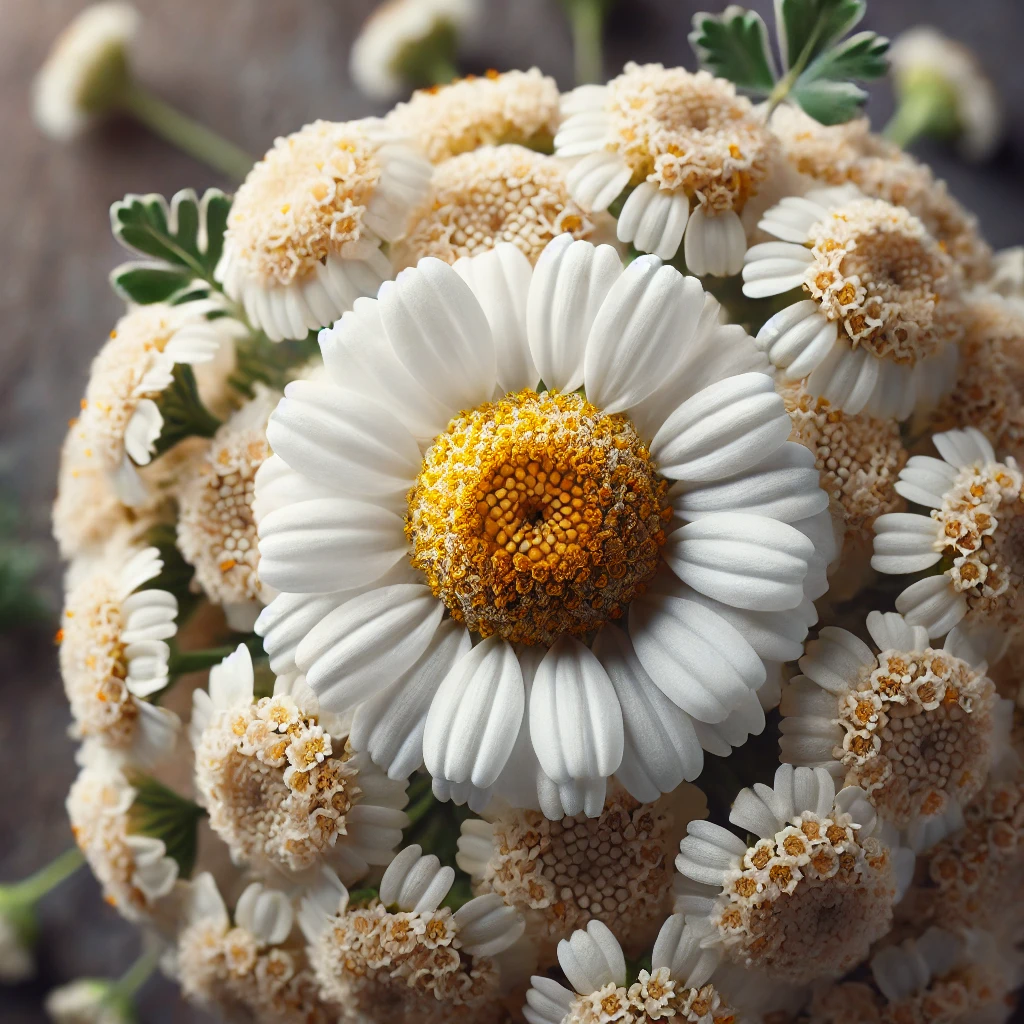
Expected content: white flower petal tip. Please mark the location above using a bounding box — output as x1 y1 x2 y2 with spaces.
683 207 746 278
616 183 690 260
742 241 814 298
755 301 839 381
452 894 525 956
566 150 632 212
871 513 942 575
378 845 455 913
556 920 627 993
234 884 294 946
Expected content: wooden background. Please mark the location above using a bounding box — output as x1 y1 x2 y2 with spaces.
2 1 1023 1021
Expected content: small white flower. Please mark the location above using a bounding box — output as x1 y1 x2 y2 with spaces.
45 978 132 1024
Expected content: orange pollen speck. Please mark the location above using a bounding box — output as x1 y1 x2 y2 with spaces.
406 389 670 645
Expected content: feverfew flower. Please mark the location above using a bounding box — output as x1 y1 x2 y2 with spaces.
872 427 1024 650
66 748 178 922
177 874 335 1024
555 63 778 268
386 68 560 163
70 303 237 506
349 0 479 102
299 845 527 1024
59 544 180 765
215 119 431 341
780 611 1011 848
254 236 831 814
675 765 915 985
392 145 596 268
32 2 138 141
456 782 703 958
176 388 278 631
745 190 964 419
190 645 409 881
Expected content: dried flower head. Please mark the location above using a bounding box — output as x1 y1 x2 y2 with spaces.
191 645 408 880
386 68 560 163
393 145 595 268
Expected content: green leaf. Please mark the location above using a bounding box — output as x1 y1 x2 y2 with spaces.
689 7 777 95
151 363 222 457
776 0 865 70
791 78 869 124
800 29 889 85
127 775 206 879
346 887 380 907
110 263 195 304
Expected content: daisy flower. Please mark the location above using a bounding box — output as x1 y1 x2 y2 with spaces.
770 104 993 284
215 119 431 342
59 543 180 766
254 235 830 813
32 2 138 141
555 63 777 269
70 302 239 506
176 388 279 632
386 68 560 164
299 845 528 1023
456 781 704 959
522 915 794 1024
675 764 915 985
190 645 409 882
744 190 965 420
779 611 1011 848
928 296 1024 464
349 0 479 102
871 427 1024 650
392 145 596 268
177 873 333 1023
66 746 178 923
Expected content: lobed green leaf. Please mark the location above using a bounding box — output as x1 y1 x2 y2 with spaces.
689 7 777 95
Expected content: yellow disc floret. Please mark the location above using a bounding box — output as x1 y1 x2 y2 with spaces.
406 390 671 646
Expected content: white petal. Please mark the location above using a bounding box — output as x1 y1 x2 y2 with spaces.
527 236 623 392
378 258 496 416
257 497 407 594
554 108 611 158
664 513 813 611
871 513 942 574
651 915 721 989
865 611 920 654
684 207 746 277
423 637 525 789
566 150 632 212
932 427 995 469
452 894 525 956
208 644 255 709
255 591 348 676
895 456 958 509
529 635 623 785
592 626 704 800
266 381 420 498
895 575 967 637
799 626 875 694
629 592 764 723
806 339 880 415
378 845 454 913
650 372 790 482
758 196 830 243
583 256 692 413
124 399 163 466
300 584 443 712
350 620 472 780
235 884 293 946
557 921 626 993
617 183 690 260
452 244 538 393
756 300 838 380
525 977 576 1024
676 819 747 886
742 241 814 298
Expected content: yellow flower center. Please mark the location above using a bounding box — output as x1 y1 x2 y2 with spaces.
406 389 671 645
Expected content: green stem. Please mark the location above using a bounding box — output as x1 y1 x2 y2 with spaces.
119 84 254 182
115 943 162 999
168 644 238 677
568 0 605 86
405 789 438 828
765 19 828 120
425 53 458 86
11 848 84 903
883 81 957 149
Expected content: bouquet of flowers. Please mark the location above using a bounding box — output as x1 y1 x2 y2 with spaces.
15 0 1024 1021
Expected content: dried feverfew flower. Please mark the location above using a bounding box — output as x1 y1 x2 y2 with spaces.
215 119 430 341
872 427 1024 651
177 874 336 1024
299 846 527 1024
456 783 699 958
746 191 965 420
555 63 777 269
393 145 595 268
780 612 1010 848
675 765 914 986
770 104 993 284
781 380 907 550
59 544 180 765
928 296 1024 463
190 645 408 881
70 302 237 506
176 389 278 631
386 68 560 163
66 746 177 922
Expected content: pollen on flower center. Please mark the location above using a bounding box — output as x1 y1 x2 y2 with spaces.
834 648 998 827
803 198 963 366
605 63 775 212
405 390 671 646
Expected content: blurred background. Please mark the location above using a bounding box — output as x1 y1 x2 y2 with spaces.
2 1 1023 1021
